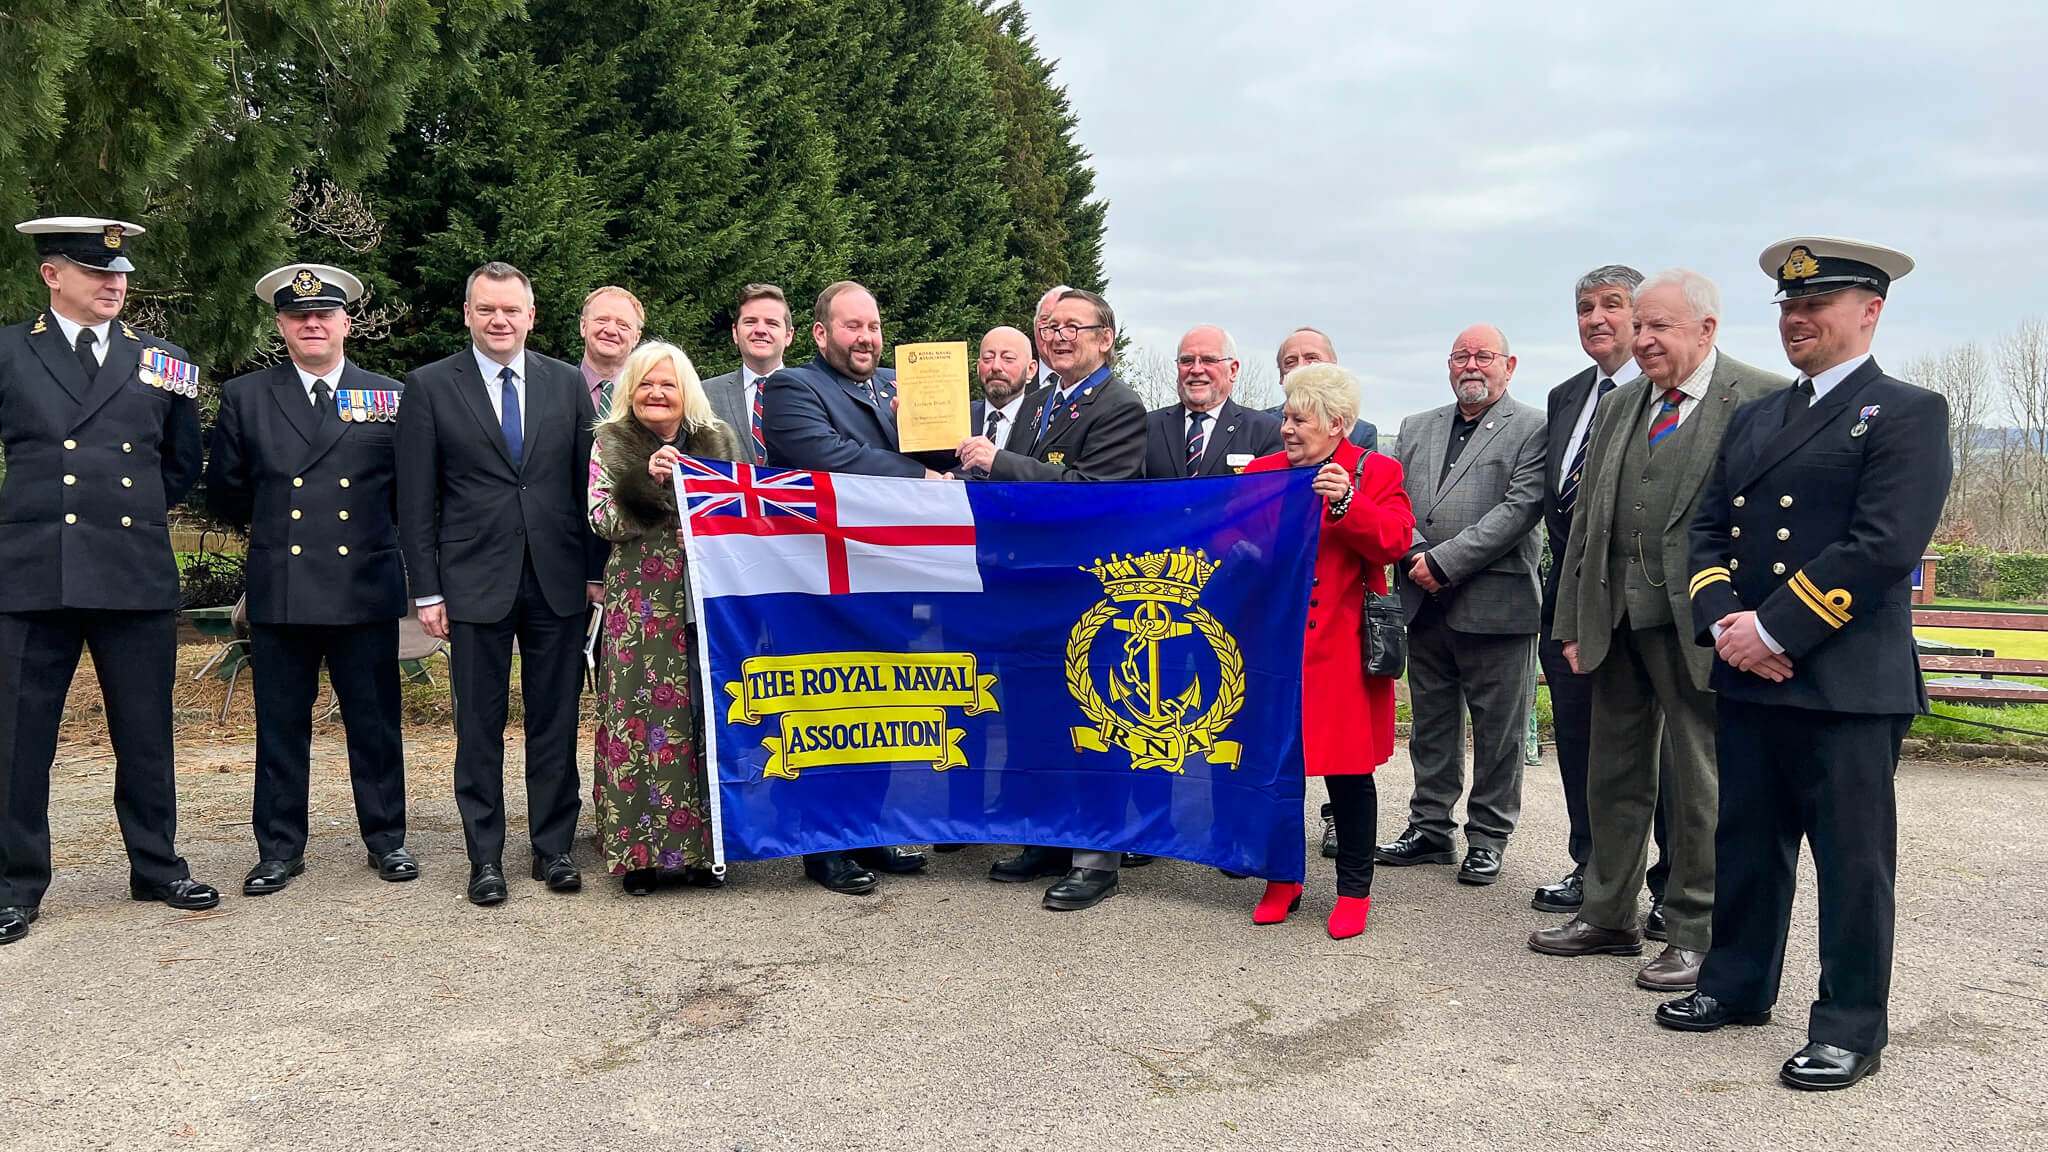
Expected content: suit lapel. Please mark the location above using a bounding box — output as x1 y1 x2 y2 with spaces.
1730 359 1881 492
455 352 518 473
27 315 89 405
1430 403 1513 513
1663 364 1741 530
269 361 320 447
1198 401 1238 474
1547 368 1595 486
299 362 362 472
1412 407 1452 507
70 325 142 430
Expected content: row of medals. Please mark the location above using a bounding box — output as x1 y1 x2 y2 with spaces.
336 392 398 423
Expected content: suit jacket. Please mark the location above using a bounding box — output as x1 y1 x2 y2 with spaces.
395 348 601 623
760 356 920 477
1266 405 1377 452
989 370 1146 482
1392 395 1547 633
0 313 202 612
1143 399 1283 478
969 387 1045 455
1688 358 1950 714
1554 353 1788 690
702 367 765 465
206 360 409 626
1541 366 1599 632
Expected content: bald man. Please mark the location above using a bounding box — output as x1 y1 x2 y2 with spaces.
1144 325 1280 478
1271 327 1377 451
971 325 1043 461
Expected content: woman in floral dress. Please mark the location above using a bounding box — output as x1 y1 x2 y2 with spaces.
587 341 739 895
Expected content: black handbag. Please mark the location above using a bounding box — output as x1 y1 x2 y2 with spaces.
1349 452 1408 680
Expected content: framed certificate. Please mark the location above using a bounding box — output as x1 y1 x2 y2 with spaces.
893 341 971 453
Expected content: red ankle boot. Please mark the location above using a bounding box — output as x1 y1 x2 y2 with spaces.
1327 895 1371 939
1252 881 1304 925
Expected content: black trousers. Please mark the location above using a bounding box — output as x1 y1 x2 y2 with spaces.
448 559 585 867
1326 773 1378 897
1539 634 1673 899
1700 698 1909 1054
249 621 406 861
0 609 188 906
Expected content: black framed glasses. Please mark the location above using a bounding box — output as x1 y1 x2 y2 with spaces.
1448 350 1506 368
1037 323 1108 339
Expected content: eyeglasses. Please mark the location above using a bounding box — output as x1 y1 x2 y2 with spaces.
1448 350 1506 368
1037 323 1108 339
1176 354 1235 369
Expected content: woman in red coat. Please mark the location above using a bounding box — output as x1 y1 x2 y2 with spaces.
1244 362 1413 938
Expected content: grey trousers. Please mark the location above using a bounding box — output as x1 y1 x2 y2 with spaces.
1403 610 1536 852
1580 621 1718 951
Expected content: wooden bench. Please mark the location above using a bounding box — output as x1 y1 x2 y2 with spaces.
1911 608 2048 703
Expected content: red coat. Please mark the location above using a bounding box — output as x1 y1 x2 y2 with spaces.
1246 441 1413 775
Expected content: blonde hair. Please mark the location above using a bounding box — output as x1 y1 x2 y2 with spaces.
1281 362 1361 431
599 341 717 436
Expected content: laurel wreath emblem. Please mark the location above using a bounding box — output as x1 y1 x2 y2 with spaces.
1064 601 1245 772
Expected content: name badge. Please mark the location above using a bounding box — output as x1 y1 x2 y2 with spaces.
1226 452 1255 473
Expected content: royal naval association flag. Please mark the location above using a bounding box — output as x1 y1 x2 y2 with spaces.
678 459 1321 880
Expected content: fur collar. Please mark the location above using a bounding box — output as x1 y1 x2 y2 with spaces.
597 416 741 534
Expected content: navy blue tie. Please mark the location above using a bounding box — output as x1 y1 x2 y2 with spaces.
499 366 523 468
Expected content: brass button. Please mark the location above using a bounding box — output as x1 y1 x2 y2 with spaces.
64 513 77 525
1772 562 1786 574
337 510 349 521
1730 558 1741 571
1780 495 1793 507
290 545 302 556
293 477 304 488
339 478 350 488
121 477 132 488
1730 527 1741 538
1777 528 1791 540
62 439 76 450
337 546 349 556
121 516 132 527
62 474 76 485
1733 496 1746 507
291 510 302 520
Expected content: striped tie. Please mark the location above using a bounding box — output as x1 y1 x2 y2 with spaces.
1186 410 1208 476
595 380 612 420
1556 377 1615 519
749 383 767 463
1647 387 1684 449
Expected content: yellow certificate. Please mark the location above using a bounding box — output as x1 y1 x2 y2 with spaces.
892 341 970 453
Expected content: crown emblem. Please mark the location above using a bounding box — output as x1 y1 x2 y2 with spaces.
103 225 122 249
291 269 323 297
1780 246 1820 281
1083 548 1218 607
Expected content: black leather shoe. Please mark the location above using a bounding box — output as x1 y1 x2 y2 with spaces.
1457 846 1503 885
1532 868 1584 912
1121 853 1155 867
622 868 658 896
243 858 306 896
804 852 878 895
0 906 38 945
532 853 582 892
1644 898 1669 942
1320 802 1339 859
1655 991 1772 1032
1780 1042 1881 1091
989 846 1071 883
130 878 221 910
852 846 927 874
685 867 726 889
1043 867 1118 911
369 847 420 883
1373 827 1455 866
468 863 508 906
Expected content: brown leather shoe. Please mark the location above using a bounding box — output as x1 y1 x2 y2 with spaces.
1528 916 1643 957
1636 945 1704 991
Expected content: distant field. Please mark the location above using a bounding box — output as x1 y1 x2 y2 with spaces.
1917 626 2048 661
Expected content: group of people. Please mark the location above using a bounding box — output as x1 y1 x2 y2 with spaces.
0 215 1948 1094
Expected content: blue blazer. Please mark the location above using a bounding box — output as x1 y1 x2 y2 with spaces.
760 356 921 478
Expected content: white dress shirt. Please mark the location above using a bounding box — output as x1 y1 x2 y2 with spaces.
1557 359 1636 494
1645 348 1717 432
1804 352 1872 402
51 313 112 365
741 365 777 422
473 346 528 429
294 361 347 406
982 390 1030 447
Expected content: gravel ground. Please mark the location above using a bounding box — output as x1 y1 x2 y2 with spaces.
3 716 2044 1151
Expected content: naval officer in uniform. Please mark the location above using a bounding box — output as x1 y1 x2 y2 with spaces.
206 264 417 895
1655 237 1948 1092
0 217 219 944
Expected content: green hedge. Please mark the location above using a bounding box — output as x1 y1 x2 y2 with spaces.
1932 544 2048 603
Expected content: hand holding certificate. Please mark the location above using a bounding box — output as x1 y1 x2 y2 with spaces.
893 341 970 453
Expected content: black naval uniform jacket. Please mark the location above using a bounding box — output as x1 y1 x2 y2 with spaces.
1687 357 1951 715
0 313 203 612
205 360 408 626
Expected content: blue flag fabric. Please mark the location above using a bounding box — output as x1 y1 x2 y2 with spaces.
678 460 1321 881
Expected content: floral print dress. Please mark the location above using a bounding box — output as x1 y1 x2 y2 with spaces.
587 440 712 873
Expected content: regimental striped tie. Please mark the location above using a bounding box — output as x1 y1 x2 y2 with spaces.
1186 410 1208 476
1647 387 1684 449
1556 377 1615 520
595 380 612 420
750 384 767 464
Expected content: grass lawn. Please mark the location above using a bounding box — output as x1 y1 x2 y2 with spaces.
1931 596 2048 612
1915 700 2048 745
1916 626 2048 661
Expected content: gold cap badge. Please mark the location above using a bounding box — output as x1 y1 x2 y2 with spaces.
103 225 122 249
1780 247 1821 281
291 269 323 297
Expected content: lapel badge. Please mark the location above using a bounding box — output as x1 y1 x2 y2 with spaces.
1485 420 1496 429
1850 403 1880 438
30 314 47 335
1048 451 1066 465
120 322 138 341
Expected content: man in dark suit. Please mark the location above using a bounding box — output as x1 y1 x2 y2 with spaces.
1143 325 1281 479
1272 327 1376 452
967 325 1041 466
0 217 219 945
1656 237 1946 1093
206 263 417 896
960 288 1146 910
1378 325 1546 885
759 280 938 895
396 261 602 907
576 285 643 419
702 283 795 467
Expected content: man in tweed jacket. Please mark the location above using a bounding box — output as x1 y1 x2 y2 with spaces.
1378 324 1547 886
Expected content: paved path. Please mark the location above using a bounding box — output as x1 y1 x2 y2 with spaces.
4 735 2044 1150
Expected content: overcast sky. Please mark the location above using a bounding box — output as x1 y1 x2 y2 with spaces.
1022 1 2047 428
